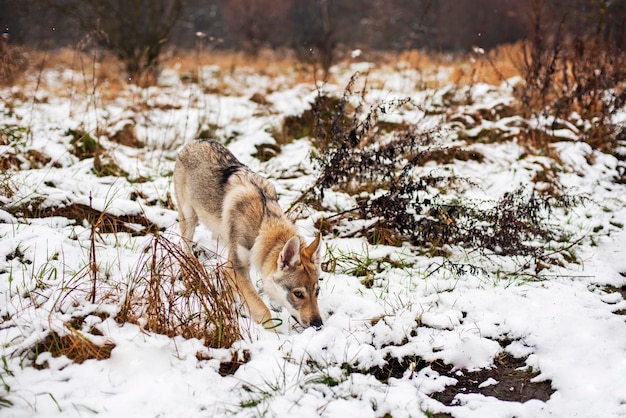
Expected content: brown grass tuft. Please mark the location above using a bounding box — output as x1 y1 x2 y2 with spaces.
110 123 145 148
165 48 300 78
34 329 115 367
118 234 242 349
0 36 29 85
395 44 523 88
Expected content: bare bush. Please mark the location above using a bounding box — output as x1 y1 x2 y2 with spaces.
50 0 182 85
290 76 578 270
292 0 337 81
516 0 626 153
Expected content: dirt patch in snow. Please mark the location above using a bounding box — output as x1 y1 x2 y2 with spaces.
429 352 554 406
350 349 554 409
341 345 554 406
606 280 626 316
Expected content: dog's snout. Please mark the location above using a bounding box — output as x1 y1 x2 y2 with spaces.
310 317 323 330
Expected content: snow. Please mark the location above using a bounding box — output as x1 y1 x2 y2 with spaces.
1 61 626 418
478 378 498 389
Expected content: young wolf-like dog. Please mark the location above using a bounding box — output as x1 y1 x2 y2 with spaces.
173 139 323 329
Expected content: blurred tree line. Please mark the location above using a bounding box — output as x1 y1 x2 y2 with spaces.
1 0 624 81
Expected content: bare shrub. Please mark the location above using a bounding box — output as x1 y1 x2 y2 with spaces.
295 76 579 269
51 0 182 85
118 234 241 348
292 0 337 81
515 0 626 153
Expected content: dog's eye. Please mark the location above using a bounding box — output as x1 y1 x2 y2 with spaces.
315 288 320 297
293 290 304 299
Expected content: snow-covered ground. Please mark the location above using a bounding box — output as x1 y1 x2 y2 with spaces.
1 62 626 417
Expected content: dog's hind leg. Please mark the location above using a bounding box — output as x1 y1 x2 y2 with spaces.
176 194 198 255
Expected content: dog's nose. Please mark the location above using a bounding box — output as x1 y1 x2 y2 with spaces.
310 317 323 330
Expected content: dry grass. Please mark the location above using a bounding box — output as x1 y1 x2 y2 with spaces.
7 44 526 101
0 43 28 86
165 48 302 77
117 234 242 349
395 43 523 88
455 43 523 86
34 329 115 366
29 48 126 84
8 48 127 102
513 29 626 153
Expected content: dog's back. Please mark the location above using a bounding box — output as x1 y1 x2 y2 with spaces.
174 139 282 244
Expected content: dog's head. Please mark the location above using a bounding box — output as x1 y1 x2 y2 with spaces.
265 233 323 329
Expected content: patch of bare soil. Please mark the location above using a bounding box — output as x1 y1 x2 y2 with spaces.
359 354 428 382
429 352 554 405
605 279 626 316
196 349 251 376
353 345 554 410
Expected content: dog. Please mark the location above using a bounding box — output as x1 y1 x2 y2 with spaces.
173 139 323 329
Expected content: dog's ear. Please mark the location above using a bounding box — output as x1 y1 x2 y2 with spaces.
303 232 323 266
278 236 301 271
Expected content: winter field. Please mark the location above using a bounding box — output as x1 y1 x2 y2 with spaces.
1 51 626 417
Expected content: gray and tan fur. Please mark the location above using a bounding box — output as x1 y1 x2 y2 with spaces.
173 139 323 329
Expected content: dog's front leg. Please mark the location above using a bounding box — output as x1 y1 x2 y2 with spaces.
224 265 274 328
